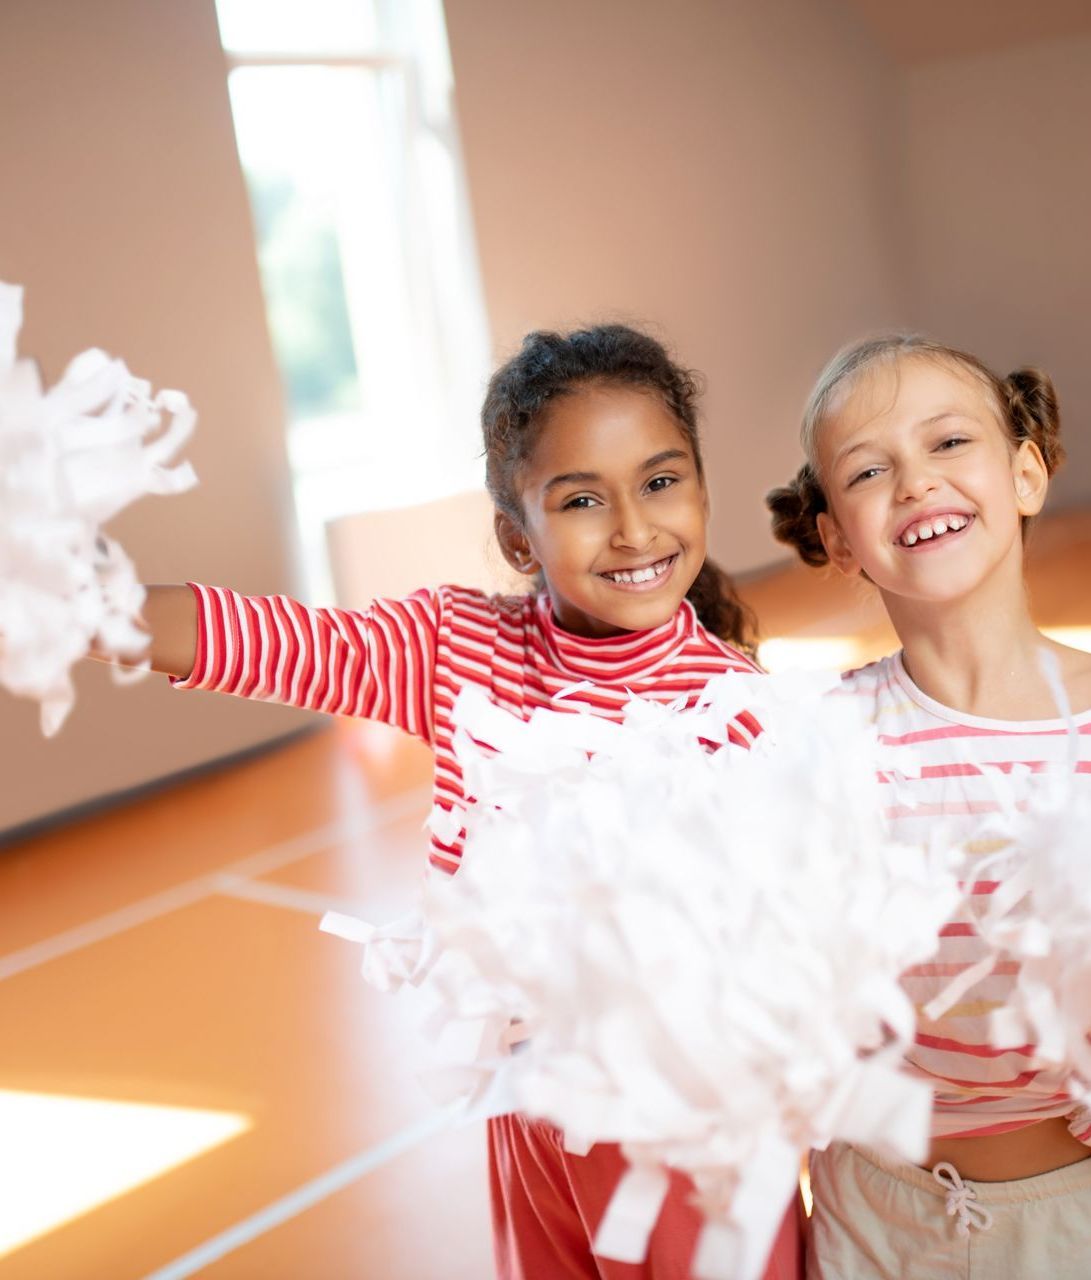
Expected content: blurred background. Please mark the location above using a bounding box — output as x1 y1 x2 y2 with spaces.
0 3 1089 1276
2 0 1090 832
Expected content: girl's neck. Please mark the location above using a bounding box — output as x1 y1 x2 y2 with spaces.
881 568 1051 720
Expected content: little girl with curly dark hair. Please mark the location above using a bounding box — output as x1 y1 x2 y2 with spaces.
138 323 801 1279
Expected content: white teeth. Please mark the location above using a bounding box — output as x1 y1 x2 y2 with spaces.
605 557 672 584
900 514 970 546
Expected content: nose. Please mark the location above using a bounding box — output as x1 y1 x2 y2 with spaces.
610 494 656 552
894 456 940 504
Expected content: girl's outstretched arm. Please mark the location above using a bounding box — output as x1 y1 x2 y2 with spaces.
162 583 441 745
119 584 198 679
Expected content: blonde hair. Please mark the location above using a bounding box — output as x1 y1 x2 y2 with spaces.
767 334 1064 567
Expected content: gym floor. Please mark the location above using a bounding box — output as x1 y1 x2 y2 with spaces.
0 721 493 1279
3 512 1088 1278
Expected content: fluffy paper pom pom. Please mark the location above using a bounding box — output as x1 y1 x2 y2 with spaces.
0 283 196 733
925 652 1091 1117
326 671 961 1280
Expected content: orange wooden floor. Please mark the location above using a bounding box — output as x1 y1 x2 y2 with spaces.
0 723 494 1280
4 511 1089 1279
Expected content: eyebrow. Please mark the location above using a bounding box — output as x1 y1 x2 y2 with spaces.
831 411 972 468
542 448 690 495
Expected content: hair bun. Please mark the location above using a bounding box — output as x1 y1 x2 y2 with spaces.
1005 368 1065 475
766 464 829 567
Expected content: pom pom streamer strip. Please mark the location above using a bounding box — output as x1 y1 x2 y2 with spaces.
925 650 1091 1121
324 671 963 1280
0 282 196 733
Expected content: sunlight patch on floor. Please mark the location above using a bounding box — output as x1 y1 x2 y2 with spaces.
0 1090 251 1258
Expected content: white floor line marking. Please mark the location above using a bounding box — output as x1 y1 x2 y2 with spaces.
140 1104 460 1280
215 786 429 883
0 787 430 982
213 874 371 919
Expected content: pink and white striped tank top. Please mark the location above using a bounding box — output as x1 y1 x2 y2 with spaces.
840 652 1091 1144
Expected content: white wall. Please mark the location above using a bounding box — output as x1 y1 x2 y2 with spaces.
8 1 1086 833
901 35 1091 511
443 0 908 573
0 0 304 834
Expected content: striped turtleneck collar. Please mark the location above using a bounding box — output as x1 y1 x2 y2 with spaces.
535 593 698 682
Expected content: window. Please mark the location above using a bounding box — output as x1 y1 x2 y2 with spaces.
216 0 491 600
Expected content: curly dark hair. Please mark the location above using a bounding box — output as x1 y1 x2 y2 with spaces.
481 324 755 653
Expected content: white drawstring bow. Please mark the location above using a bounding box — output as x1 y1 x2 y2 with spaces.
932 1161 994 1237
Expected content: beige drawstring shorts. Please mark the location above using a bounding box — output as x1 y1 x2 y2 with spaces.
807 1140 1091 1279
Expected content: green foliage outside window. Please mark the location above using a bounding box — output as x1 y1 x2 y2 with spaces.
247 171 361 419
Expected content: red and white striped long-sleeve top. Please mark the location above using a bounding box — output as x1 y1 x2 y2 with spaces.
840 652 1091 1145
172 582 761 872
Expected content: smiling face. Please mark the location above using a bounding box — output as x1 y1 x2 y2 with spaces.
813 356 1049 609
496 381 709 638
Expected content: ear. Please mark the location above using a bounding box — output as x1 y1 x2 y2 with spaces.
494 510 540 576
816 510 862 578
1012 439 1048 518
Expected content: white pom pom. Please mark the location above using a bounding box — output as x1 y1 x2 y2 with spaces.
0 283 197 733
930 650 1091 1107
328 671 961 1279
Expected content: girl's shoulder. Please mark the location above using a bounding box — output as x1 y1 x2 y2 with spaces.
431 583 538 628
829 653 915 732
837 652 901 698
686 610 761 673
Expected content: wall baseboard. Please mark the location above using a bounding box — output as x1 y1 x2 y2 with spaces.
0 725 322 851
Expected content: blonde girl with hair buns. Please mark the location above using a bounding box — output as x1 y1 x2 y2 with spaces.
768 336 1091 1280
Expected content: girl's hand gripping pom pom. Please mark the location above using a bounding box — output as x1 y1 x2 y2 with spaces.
325 671 961 1280
0 282 197 734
